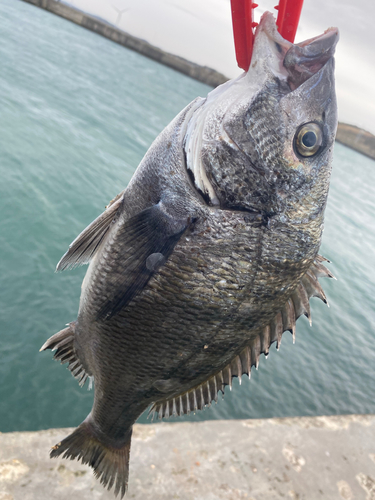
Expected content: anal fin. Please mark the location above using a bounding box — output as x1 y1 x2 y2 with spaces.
40 322 91 387
150 254 334 419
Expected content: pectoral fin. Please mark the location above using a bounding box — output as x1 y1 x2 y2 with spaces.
56 196 123 271
97 202 192 321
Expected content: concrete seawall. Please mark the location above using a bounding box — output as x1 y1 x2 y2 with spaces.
1 415 375 499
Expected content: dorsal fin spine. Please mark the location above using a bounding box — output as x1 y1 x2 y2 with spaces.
172 398 177 416
236 355 242 378
186 393 191 414
251 336 261 369
164 401 170 418
150 255 332 420
192 389 198 410
275 312 283 350
207 380 212 402
213 374 219 399
240 346 250 376
218 370 224 388
261 325 271 355
200 386 204 410
225 365 232 388
303 271 327 304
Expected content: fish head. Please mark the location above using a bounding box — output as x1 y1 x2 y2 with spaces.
185 12 339 224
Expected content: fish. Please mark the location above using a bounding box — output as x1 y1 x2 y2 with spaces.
41 12 339 498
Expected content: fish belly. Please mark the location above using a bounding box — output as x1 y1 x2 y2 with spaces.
86 207 322 428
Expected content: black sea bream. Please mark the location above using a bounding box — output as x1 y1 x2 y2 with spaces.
41 12 338 497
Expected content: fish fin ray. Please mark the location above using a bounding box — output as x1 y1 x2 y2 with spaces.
50 418 132 498
56 197 123 271
96 203 190 320
150 255 332 418
149 372 225 419
40 322 91 387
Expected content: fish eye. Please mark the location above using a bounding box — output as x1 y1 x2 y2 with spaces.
294 123 323 157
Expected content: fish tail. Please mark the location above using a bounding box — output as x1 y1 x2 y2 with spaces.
51 417 132 498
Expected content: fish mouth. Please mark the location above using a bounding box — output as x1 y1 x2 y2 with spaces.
284 29 339 90
256 12 339 90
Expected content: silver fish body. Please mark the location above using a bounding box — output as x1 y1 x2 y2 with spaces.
42 13 339 497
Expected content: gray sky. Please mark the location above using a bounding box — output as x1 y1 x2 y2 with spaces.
66 0 375 134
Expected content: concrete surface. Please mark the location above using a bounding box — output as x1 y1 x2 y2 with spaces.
1 415 375 499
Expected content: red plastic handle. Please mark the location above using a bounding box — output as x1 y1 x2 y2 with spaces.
275 0 304 42
231 0 258 72
231 0 304 71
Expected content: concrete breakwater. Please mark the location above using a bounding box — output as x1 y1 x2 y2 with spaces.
1 416 375 499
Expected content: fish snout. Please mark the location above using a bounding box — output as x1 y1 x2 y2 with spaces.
284 28 339 90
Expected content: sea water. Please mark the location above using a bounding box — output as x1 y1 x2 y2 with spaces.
0 0 374 432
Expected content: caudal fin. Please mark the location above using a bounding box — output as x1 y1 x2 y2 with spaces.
51 418 132 498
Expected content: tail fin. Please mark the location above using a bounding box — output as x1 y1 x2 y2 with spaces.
50 418 132 498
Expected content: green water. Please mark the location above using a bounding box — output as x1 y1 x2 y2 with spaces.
0 0 374 433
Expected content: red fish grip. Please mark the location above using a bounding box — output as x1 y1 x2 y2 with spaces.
230 0 304 71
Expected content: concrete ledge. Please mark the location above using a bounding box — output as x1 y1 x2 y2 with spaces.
1 415 375 499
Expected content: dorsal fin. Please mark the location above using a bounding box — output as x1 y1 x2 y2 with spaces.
56 196 123 271
149 254 334 419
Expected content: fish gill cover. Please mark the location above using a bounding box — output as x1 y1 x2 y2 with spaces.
40 12 338 497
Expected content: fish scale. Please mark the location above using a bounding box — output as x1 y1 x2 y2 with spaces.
84 207 321 407
40 12 339 497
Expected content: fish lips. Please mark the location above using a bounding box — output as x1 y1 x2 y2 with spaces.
250 12 339 90
284 28 339 91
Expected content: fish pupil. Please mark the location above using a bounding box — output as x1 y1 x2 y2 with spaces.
302 131 317 148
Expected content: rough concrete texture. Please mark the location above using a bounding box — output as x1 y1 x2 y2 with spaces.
1 415 375 499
